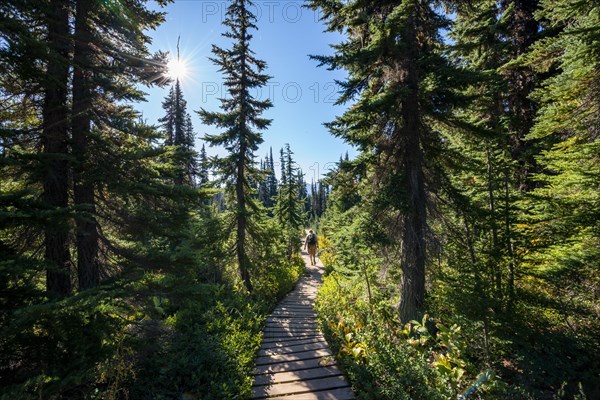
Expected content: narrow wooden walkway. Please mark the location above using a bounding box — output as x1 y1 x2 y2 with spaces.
250 250 354 399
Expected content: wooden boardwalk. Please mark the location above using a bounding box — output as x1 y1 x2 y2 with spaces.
250 250 354 399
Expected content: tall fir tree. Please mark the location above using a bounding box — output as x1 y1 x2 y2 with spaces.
198 143 210 185
521 0 599 330
443 0 518 311
267 147 278 201
274 144 305 258
0 0 200 394
309 0 462 322
0 0 72 299
71 0 100 289
198 0 272 292
159 79 198 186
41 0 72 296
256 148 278 209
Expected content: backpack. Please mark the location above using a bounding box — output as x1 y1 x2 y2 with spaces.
307 233 316 245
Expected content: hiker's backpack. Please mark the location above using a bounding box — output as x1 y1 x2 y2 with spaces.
307 233 316 245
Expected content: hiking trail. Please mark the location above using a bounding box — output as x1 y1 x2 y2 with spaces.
250 248 355 399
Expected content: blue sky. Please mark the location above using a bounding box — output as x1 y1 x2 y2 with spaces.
139 0 357 183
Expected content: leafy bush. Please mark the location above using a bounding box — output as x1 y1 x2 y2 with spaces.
314 266 524 399
128 285 267 400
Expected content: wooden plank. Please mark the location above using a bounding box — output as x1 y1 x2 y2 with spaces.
267 314 316 320
252 365 342 386
278 301 315 307
263 331 322 339
265 320 317 327
264 322 318 330
269 312 317 318
263 329 317 336
267 316 316 325
264 322 316 328
263 326 315 333
261 335 324 344
262 386 355 400
260 337 325 349
257 341 329 356
285 291 317 295
251 375 351 399
264 325 317 332
273 306 315 312
273 305 317 317
252 356 337 375
271 309 316 315
255 348 332 366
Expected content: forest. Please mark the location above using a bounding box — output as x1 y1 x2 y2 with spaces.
0 0 598 399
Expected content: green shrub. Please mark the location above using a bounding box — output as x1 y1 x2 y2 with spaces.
315 272 495 400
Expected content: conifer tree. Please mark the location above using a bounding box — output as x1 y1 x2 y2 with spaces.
0 0 188 393
279 147 287 185
310 0 462 321
68 0 169 288
159 79 198 186
41 1 72 296
257 154 274 208
198 144 210 185
274 144 305 258
267 147 278 201
443 0 517 308
521 0 599 318
198 0 272 292
72 0 100 289
297 169 309 214
501 0 541 191
0 0 75 296
256 147 278 209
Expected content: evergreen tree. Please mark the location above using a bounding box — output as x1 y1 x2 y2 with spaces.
256 147 278 209
159 79 198 186
69 0 171 289
198 143 210 185
279 147 287 185
521 0 599 327
309 0 462 321
267 147 278 201
198 0 272 292
297 169 309 214
159 86 176 144
41 1 72 296
274 144 305 258
71 0 100 289
443 0 518 309
257 154 273 208
501 0 541 191
0 0 75 296
0 0 197 393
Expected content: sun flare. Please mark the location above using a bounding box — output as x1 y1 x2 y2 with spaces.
166 58 188 81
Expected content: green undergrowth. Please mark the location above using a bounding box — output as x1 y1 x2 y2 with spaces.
314 271 522 399
1 251 305 400
105 253 304 400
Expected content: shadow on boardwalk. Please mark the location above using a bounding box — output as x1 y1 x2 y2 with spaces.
250 250 354 399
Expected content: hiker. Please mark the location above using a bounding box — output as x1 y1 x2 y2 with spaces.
304 230 318 266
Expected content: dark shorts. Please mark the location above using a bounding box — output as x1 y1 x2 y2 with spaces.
307 244 317 256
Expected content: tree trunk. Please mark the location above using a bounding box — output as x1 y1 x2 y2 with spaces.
485 146 502 295
43 2 71 297
72 0 99 290
174 80 184 186
505 0 539 191
398 14 426 323
237 143 252 292
503 167 516 306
